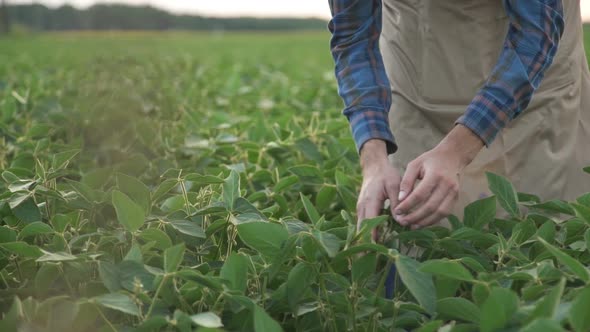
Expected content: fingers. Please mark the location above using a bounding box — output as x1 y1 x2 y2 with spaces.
357 196 385 241
410 189 458 230
395 168 436 219
385 181 400 225
398 160 422 202
397 184 446 226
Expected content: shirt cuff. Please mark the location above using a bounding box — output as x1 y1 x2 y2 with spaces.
455 91 512 147
348 108 398 155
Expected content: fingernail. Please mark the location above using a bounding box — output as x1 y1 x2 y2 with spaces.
398 191 406 201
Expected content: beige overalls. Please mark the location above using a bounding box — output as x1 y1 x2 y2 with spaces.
381 0 590 219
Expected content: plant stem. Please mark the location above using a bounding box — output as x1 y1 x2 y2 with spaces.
145 274 168 319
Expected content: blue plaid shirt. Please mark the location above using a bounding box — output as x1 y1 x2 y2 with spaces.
328 0 564 154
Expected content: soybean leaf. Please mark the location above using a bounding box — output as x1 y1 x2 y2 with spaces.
0 227 16 243
538 237 590 282
315 185 337 211
436 297 480 323
11 197 41 223
93 293 140 317
300 193 320 224
169 220 205 238
287 262 315 310
237 222 288 260
139 228 172 250
36 250 77 262
571 203 590 224
352 253 377 283
112 190 145 232
191 312 223 328
486 172 520 218
0 242 43 258
583 166 590 174
420 259 474 282
529 200 575 215
152 179 178 203
288 165 323 185
253 304 283 332
528 278 565 322
223 170 240 210
17 222 54 240
480 287 519 332
98 261 121 292
355 215 389 243
569 286 590 332
273 175 299 193
463 196 496 229
520 318 564 332
116 173 151 214
164 243 185 273
220 253 249 294
395 254 436 314
311 229 341 258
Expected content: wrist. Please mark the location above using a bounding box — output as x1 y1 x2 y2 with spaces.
438 124 484 168
360 139 390 173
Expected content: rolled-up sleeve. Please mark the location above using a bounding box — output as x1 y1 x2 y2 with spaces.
328 0 397 154
456 0 565 146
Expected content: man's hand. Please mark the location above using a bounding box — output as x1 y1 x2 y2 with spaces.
394 124 485 229
357 139 402 241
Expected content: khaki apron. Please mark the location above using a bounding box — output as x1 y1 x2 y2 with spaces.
381 0 590 219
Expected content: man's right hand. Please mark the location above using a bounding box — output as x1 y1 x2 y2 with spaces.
357 139 403 241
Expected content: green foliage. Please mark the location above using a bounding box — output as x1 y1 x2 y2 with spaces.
0 31 590 331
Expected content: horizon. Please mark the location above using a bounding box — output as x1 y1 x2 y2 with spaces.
7 1 590 22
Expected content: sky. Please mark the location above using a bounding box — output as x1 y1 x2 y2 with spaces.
7 0 590 21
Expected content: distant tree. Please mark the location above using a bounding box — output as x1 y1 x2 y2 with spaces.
0 0 10 33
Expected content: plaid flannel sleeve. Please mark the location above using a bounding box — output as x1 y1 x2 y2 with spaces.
328 0 397 155
456 0 565 146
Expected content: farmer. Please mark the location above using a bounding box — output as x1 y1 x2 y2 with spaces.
328 0 590 231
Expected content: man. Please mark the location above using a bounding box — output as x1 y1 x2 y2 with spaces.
328 0 590 233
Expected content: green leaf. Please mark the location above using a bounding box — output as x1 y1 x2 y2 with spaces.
119 260 155 292
463 196 496 229
529 278 565 322
529 200 575 215
486 172 520 218
11 197 41 223
395 254 436 314
352 253 377 283
419 259 474 282
311 229 341 258
112 190 145 232
538 237 590 282
35 263 61 294
0 241 43 258
152 179 178 203
220 253 249 294
0 227 17 243
98 261 121 292
52 149 80 170
169 220 205 238
273 175 299 193
93 293 140 317
191 312 224 328
569 286 590 332
572 203 590 224
288 165 323 185
17 222 53 240
164 243 185 273
253 304 283 332
124 243 143 263
315 185 337 211
223 170 240 210
116 173 151 214
520 318 564 332
139 228 172 250
355 215 388 243
300 193 320 224
36 250 77 262
583 166 590 174
480 287 519 332
237 222 288 260
436 297 480 323
287 262 315 310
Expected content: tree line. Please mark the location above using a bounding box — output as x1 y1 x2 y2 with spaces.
0 3 328 32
